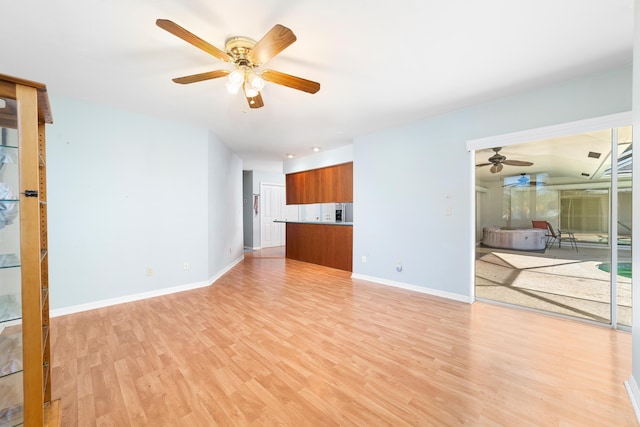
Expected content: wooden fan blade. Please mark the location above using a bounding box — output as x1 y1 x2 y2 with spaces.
476 163 492 168
156 19 231 62
248 24 296 66
172 70 230 84
503 160 533 166
246 92 264 109
262 70 320 94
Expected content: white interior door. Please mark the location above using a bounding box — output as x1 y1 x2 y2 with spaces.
260 183 285 248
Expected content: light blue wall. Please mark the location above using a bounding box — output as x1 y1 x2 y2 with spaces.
207 131 243 277
353 65 632 299
47 95 241 310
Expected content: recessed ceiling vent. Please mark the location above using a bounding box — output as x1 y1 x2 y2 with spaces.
588 151 601 159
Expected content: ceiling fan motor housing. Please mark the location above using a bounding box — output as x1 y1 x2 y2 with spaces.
225 36 258 68
488 153 506 164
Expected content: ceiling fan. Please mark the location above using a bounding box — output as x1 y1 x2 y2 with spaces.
476 147 533 173
156 19 320 109
502 173 545 187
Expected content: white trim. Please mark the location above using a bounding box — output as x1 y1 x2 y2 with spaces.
51 255 245 317
208 255 244 285
610 128 619 327
469 148 476 301
351 273 473 304
625 375 640 424
466 112 632 152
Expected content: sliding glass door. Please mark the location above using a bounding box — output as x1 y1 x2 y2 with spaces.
474 125 632 328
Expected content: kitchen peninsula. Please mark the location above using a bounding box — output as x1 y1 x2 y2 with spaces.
284 162 353 271
277 220 353 272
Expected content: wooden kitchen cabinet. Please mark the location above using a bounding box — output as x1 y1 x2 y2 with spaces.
286 162 352 204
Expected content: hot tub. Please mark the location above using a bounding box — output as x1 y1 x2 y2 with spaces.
482 226 546 251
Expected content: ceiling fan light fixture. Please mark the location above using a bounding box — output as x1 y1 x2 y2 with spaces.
225 80 241 94
228 69 244 86
244 82 259 98
248 72 265 91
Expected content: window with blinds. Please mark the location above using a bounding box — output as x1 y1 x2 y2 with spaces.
560 190 609 233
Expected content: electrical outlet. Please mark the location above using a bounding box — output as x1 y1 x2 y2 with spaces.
146 267 153 277
361 256 367 263
183 262 190 271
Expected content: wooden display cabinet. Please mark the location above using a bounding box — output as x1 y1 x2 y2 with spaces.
0 74 59 426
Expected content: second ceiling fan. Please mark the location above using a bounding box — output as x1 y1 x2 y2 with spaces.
476 147 534 173
156 19 321 109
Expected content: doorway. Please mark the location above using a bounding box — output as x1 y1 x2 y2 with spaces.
472 118 632 328
260 183 286 248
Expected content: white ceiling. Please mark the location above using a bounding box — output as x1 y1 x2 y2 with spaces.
0 1 634 169
475 126 633 185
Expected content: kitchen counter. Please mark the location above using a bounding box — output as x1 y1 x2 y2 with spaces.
274 220 353 226
283 222 353 271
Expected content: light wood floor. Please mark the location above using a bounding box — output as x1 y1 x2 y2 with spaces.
51 247 638 426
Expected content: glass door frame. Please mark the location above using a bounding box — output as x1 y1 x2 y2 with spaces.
467 111 632 329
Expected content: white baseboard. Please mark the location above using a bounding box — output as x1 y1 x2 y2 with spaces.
51 255 245 318
208 255 244 285
350 273 473 304
625 375 640 424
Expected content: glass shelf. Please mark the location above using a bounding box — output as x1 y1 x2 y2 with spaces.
0 370 24 426
0 254 19 269
0 201 19 235
0 294 21 324
0 327 23 379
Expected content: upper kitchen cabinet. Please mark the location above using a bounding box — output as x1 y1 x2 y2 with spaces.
286 162 353 205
